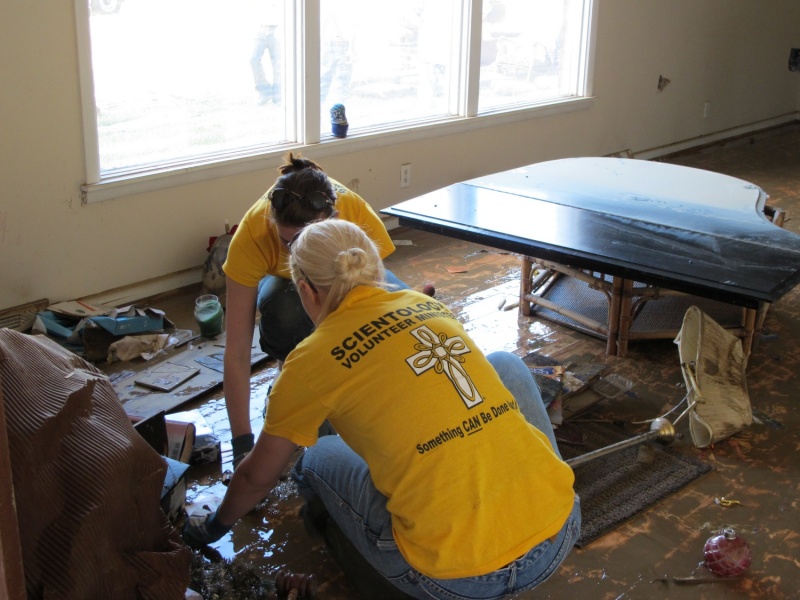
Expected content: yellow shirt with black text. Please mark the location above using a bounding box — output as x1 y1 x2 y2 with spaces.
266 287 575 579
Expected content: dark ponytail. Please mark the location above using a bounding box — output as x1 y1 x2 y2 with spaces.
271 153 337 226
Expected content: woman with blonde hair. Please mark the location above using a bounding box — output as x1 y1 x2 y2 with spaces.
185 219 580 600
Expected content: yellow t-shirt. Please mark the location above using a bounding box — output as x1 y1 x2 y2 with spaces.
266 287 576 579
223 179 395 286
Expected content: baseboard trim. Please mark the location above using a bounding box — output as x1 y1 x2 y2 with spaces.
635 114 799 160
81 267 202 307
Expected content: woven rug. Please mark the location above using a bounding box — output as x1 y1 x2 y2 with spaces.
557 420 714 547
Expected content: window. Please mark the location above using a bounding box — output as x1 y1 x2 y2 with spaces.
317 1 460 132
78 0 595 197
479 0 588 112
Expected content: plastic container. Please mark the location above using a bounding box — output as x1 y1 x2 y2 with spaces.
194 294 224 338
591 373 634 399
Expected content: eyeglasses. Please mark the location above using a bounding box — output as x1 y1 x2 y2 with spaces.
299 268 317 293
269 188 334 211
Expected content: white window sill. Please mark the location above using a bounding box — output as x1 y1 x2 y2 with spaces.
80 97 594 205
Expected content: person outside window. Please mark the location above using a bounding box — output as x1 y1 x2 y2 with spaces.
184 219 581 600
250 0 282 105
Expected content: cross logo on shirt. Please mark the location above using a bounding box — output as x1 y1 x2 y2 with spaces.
405 325 484 409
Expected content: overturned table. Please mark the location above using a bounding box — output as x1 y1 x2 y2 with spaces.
382 157 800 357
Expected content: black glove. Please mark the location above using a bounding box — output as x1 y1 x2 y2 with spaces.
232 433 255 470
182 511 232 548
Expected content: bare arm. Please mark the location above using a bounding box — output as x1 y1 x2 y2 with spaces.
223 276 259 439
215 433 298 526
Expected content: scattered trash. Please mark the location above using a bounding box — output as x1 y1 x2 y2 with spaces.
651 528 752 587
196 353 225 373
591 373 634 399
135 361 200 392
221 469 233 487
671 575 731 585
502 300 520 311
703 528 752 577
275 571 317 599
203 222 237 298
714 497 741 508
751 408 783 429
108 333 172 362
189 550 274 599
167 409 221 465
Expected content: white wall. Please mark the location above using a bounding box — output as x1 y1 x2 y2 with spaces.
1 0 799 310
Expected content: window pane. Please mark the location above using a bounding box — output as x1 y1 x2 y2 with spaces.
479 0 583 112
89 0 288 173
319 0 458 136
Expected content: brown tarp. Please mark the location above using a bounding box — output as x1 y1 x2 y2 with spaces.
0 329 191 599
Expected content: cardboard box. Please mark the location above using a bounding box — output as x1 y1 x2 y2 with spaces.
132 412 168 456
82 306 174 362
88 307 166 336
168 409 221 465
165 419 196 463
161 456 190 523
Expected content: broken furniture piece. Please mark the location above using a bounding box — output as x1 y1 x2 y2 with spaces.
382 157 800 357
674 305 752 448
520 258 759 357
566 417 676 468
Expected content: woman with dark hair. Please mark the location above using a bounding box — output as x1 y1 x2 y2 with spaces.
185 219 580 600
221 153 405 468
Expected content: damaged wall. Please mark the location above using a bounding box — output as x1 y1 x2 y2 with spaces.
1 0 799 310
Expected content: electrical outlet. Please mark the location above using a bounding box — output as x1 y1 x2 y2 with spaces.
400 164 411 188
703 101 710 118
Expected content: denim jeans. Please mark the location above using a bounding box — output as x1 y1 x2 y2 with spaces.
257 269 407 361
291 351 581 600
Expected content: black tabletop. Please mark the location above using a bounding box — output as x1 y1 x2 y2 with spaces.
382 158 800 307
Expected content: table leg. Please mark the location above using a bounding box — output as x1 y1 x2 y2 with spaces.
520 256 533 317
741 307 757 358
613 278 634 357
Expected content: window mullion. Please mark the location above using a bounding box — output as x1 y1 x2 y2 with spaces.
74 0 101 188
299 0 321 144
460 0 483 118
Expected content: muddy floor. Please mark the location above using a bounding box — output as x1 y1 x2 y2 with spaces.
147 123 800 599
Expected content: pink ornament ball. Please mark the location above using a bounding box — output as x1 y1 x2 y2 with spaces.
703 528 752 577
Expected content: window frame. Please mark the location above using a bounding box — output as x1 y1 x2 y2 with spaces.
75 0 597 204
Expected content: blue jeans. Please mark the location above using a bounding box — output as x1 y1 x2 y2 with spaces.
291 351 581 600
257 269 407 361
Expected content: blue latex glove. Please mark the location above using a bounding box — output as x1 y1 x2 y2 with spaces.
182 511 232 548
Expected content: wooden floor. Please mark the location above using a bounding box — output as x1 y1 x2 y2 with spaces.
153 123 800 600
